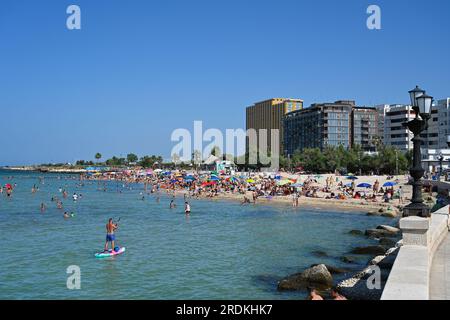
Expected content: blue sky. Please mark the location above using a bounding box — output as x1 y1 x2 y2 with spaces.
0 0 449 165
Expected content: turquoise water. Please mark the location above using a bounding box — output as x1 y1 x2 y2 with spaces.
0 170 392 300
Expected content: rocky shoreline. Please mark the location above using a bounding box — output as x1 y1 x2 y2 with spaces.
276 222 402 300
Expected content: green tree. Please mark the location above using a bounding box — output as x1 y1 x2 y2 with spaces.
127 153 138 164
95 153 102 163
211 146 221 157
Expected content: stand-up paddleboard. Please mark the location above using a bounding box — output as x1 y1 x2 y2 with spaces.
95 247 126 258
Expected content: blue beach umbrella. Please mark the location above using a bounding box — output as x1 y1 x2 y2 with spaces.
210 176 220 181
357 183 372 188
383 182 397 187
346 176 359 180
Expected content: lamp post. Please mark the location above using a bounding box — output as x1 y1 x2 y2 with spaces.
402 86 433 218
438 152 444 181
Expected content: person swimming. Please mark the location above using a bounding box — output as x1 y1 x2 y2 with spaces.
184 201 191 214
63 212 70 219
170 200 176 209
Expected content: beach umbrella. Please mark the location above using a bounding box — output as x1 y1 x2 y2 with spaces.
274 175 281 180
357 183 372 188
277 179 292 186
246 179 255 183
383 182 397 187
292 183 303 187
346 176 359 180
210 176 220 181
344 182 353 187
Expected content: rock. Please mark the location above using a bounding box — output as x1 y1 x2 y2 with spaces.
376 225 400 233
370 255 386 265
277 264 333 291
311 250 328 257
377 254 397 269
361 268 391 282
385 247 398 256
350 245 386 256
341 256 357 264
381 211 397 218
379 238 396 247
338 278 385 300
337 266 387 300
365 229 398 238
311 264 351 275
349 230 364 236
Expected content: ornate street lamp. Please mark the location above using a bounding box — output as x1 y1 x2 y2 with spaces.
403 86 433 218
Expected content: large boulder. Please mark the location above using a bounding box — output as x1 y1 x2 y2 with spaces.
310 264 352 275
277 264 333 291
376 225 400 233
341 256 357 264
365 229 398 238
350 245 387 256
349 230 364 236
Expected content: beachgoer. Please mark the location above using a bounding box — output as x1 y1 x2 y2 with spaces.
104 218 118 252
170 199 176 208
185 201 191 214
398 186 404 204
330 287 347 300
308 288 323 300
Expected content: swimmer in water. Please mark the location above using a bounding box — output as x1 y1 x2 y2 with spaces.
40 203 46 212
63 212 70 219
170 200 176 209
184 201 191 214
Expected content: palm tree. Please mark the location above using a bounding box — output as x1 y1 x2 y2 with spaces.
95 153 102 164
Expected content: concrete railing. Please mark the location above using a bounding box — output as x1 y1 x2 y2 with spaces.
381 205 450 300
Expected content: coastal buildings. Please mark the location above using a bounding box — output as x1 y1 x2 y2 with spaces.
283 100 378 156
352 107 379 152
376 104 415 152
246 95 450 167
246 98 303 155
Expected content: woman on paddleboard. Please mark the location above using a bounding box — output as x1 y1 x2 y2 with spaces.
104 218 118 252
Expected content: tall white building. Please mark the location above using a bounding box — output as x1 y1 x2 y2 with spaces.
421 98 450 172
376 104 415 152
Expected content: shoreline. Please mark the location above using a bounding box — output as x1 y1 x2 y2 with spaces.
170 188 400 216
1 167 402 216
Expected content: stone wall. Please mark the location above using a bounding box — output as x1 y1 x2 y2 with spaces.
380 205 450 300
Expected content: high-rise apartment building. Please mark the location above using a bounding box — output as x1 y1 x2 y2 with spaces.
376 104 415 152
352 107 379 152
246 98 303 156
284 100 377 155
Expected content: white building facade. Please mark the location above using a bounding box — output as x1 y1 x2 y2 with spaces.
376 104 415 152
